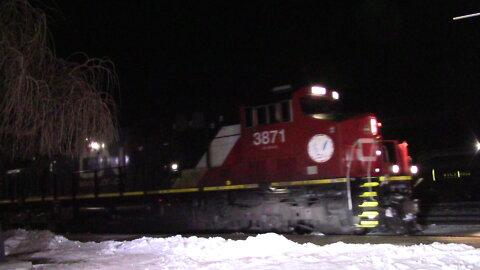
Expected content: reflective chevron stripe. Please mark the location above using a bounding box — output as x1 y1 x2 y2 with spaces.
379 176 413 181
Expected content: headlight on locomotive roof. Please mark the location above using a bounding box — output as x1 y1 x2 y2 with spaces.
311 86 327 96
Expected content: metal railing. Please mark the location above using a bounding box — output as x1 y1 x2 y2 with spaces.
0 165 172 203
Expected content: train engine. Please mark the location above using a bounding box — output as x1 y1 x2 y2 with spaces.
168 85 419 234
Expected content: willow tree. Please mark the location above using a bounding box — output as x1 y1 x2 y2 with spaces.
0 0 118 160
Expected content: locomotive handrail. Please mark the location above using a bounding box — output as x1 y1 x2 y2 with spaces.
345 140 359 210
346 139 379 210
365 138 378 200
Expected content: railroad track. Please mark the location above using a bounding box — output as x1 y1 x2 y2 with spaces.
418 201 480 224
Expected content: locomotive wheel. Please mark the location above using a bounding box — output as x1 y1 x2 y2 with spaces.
383 207 419 235
294 221 314 234
353 227 368 235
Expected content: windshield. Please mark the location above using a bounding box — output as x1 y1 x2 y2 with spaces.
300 98 336 115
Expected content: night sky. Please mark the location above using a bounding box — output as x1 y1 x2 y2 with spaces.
43 1 480 157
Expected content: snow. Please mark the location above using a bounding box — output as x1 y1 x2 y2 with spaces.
4 229 480 270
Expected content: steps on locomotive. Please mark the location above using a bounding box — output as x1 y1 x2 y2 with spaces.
355 177 380 229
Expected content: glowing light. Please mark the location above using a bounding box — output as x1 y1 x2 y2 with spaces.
392 165 400 174
89 141 100 150
311 86 326 96
453 12 480 21
476 142 480 151
377 122 382 127
374 168 380 173
375 150 382 156
171 163 179 171
410 165 419 174
332 91 339 100
370 118 378 136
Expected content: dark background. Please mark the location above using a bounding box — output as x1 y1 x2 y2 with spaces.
42 0 480 160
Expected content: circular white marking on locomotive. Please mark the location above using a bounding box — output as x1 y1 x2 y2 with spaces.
308 134 334 163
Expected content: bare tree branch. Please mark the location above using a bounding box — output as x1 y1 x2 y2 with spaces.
0 0 118 159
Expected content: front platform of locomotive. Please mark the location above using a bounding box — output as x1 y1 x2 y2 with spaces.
292 86 420 234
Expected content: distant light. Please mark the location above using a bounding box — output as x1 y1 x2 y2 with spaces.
374 168 380 173
370 118 378 136
311 86 326 96
375 150 382 156
89 141 100 151
377 122 382 127
171 163 179 171
392 165 400 174
476 142 480 151
453 12 480 21
332 91 339 100
125 155 130 165
6 169 21 175
410 165 419 175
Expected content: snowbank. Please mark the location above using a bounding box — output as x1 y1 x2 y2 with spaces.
4 230 480 270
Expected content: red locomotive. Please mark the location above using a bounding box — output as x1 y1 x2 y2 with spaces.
167 85 418 234
0 85 419 234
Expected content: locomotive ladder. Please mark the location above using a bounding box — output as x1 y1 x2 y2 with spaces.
356 177 380 228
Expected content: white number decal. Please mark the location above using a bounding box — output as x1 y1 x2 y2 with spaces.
253 129 286 146
253 132 262 145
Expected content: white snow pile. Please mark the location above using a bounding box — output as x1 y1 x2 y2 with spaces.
3 229 63 256
3 229 480 270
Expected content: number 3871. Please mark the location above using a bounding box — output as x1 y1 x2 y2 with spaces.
253 129 286 146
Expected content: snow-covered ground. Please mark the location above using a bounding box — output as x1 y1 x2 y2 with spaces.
4 229 480 270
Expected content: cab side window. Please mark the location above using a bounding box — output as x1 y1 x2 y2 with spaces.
244 100 292 127
280 101 291 122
